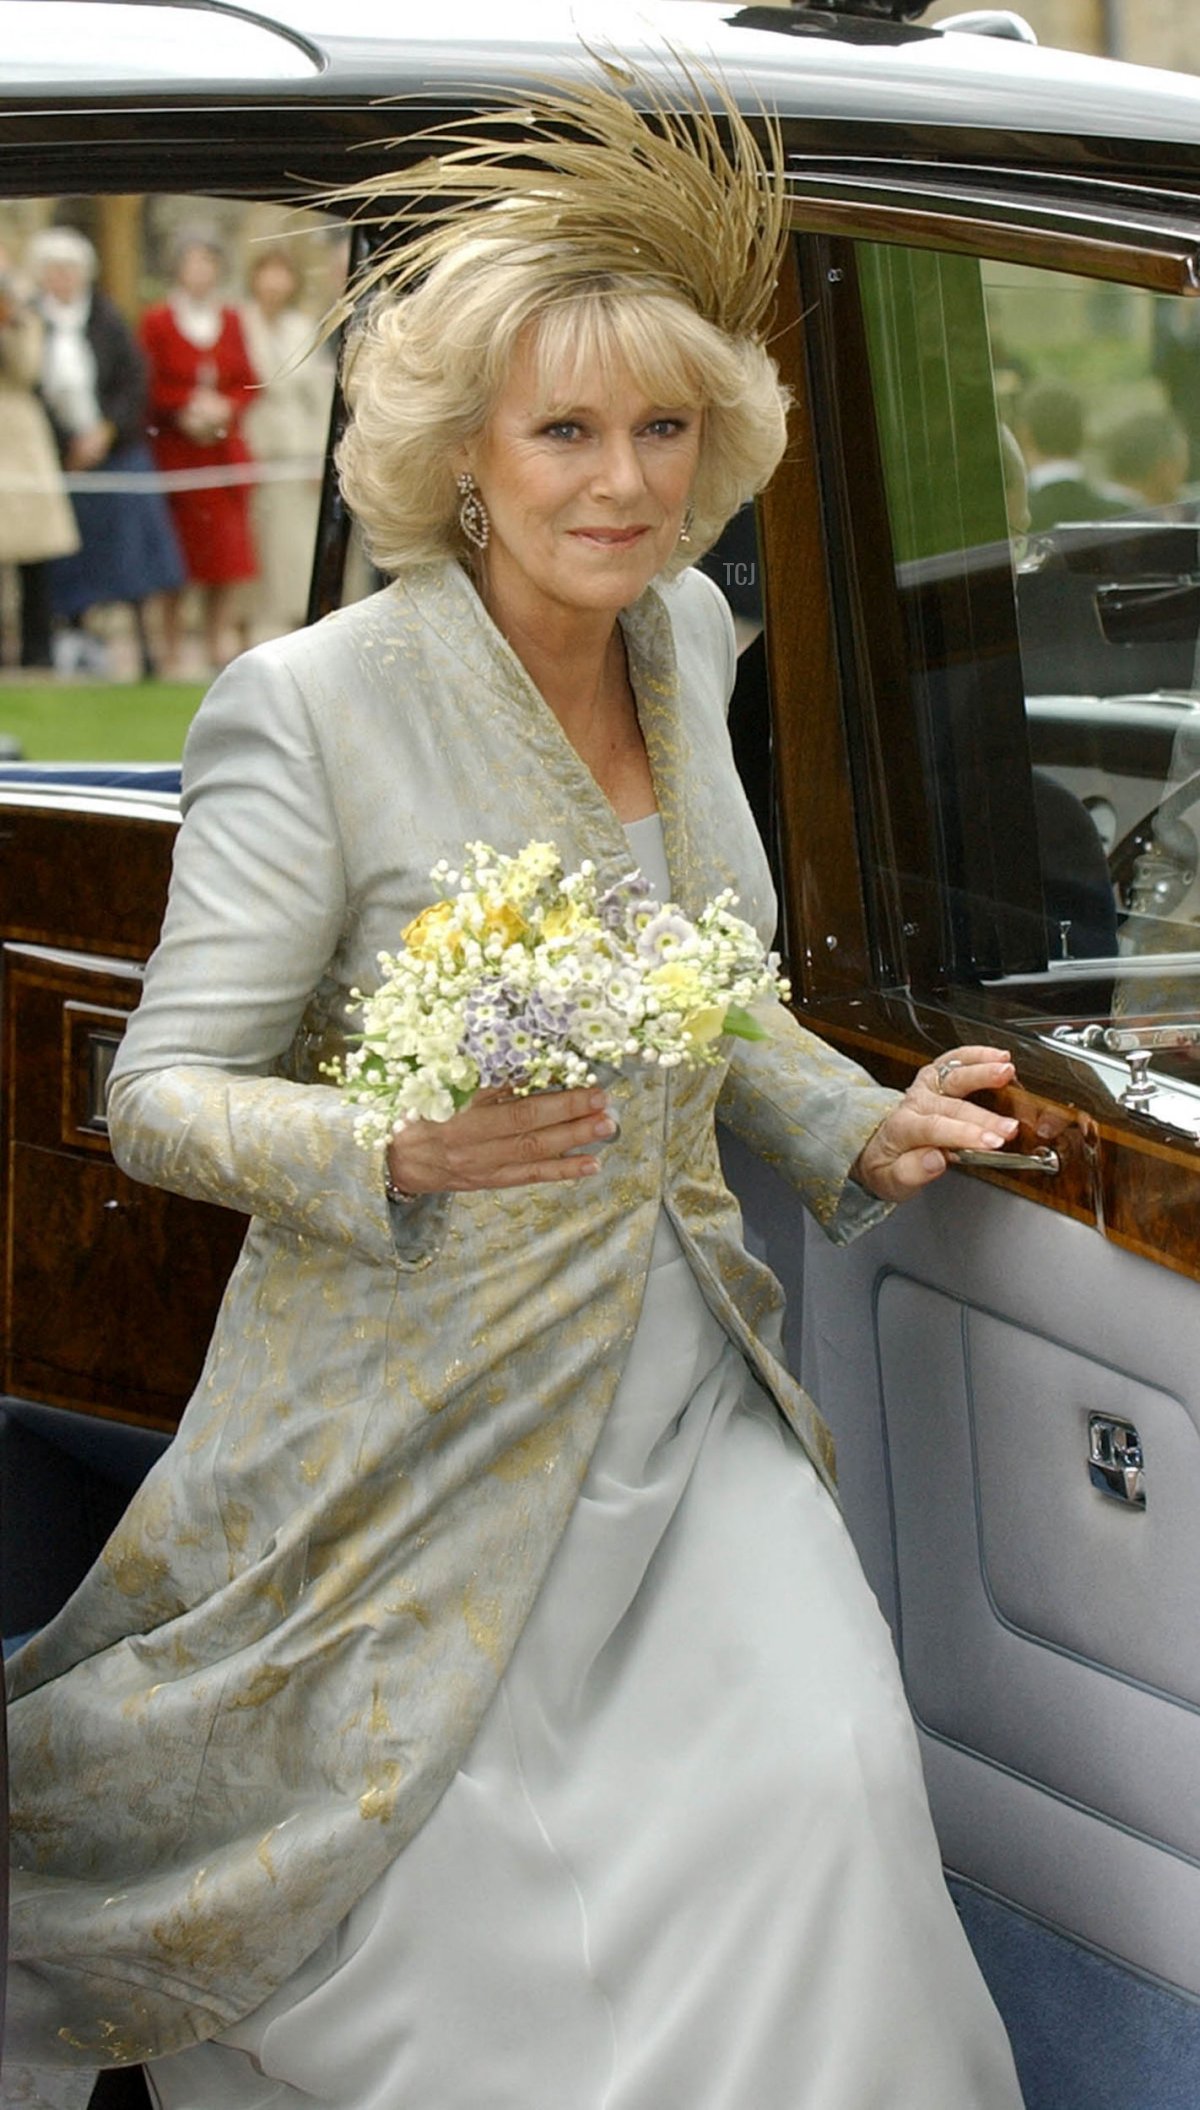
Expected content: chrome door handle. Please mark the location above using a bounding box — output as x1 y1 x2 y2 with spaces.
1049 1021 1200 1053
1088 1414 1146 1508
1103 1022 1200 1052
949 1146 1060 1173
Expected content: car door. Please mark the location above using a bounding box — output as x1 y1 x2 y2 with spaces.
736 180 1200 2110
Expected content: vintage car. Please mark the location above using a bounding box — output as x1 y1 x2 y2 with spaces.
3 1 1200 2104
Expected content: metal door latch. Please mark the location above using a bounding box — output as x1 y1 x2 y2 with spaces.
1050 1020 1200 1112
1088 1414 1146 1507
949 1145 1059 1173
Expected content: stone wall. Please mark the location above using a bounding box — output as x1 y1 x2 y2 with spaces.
923 0 1197 75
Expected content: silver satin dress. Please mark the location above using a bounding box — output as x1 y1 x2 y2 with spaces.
144 818 1023 2110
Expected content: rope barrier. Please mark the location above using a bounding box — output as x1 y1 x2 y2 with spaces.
0 457 325 495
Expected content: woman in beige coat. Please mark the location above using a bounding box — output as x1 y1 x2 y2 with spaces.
5 63 1026 2110
0 243 77 665
240 246 333 642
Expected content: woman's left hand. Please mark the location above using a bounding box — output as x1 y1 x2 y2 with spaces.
851 1044 1018 1204
66 421 114 471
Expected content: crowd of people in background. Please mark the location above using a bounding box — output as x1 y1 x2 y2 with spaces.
1012 378 1194 532
0 221 333 680
2 211 1200 682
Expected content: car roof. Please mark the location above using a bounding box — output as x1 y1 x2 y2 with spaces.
302 1 1200 147
4 0 1200 150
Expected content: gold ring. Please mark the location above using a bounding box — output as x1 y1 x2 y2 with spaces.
934 1058 962 1094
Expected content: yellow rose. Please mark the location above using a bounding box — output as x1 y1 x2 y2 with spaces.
402 900 463 960
480 897 528 947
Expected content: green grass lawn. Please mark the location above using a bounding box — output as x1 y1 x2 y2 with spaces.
0 681 206 763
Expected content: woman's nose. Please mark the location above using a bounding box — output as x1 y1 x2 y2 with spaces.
592 433 646 500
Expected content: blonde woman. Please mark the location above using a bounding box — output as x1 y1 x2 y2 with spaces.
8 62 1024 2110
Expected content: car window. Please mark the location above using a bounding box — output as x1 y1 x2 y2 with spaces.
848 239 1200 1039
0 191 338 772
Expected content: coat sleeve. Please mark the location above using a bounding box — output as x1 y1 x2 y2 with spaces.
139 306 195 422
92 296 147 451
717 1000 901 1245
219 309 259 425
106 645 444 1270
0 306 44 391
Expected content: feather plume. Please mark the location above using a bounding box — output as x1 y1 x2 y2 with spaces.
319 47 789 344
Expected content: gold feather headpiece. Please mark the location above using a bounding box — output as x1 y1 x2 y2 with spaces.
323 49 790 345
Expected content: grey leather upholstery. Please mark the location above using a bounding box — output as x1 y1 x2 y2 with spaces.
796 1171 1200 1998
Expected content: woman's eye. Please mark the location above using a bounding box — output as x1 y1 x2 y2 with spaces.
644 417 690 440
543 421 582 441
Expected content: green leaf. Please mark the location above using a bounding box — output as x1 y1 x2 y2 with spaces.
722 1004 768 1042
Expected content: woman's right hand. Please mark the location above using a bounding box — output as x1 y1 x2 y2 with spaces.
179 387 231 442
384 1085 617 1198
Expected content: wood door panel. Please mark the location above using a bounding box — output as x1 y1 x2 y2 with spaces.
7 1143 243 1430
2 940 245 1432
0 800 175 960
794 990 1200 1290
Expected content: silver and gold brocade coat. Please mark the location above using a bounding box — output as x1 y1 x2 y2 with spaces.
5 561 897 2066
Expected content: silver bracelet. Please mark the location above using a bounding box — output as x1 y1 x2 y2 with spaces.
383 1167 421 1207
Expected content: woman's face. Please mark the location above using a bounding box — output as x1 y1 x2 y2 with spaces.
461 330 702 628
175 243 221 301
39 257 87 305
252 256 298 317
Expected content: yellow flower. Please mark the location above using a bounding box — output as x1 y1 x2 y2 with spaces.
402 900 463 960
682 1003 729 1047
480 896 528 947
647 962 707 1010
542 899 588 942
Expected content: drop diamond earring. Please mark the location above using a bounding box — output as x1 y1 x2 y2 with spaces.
457 470 491 551
679 504 695 547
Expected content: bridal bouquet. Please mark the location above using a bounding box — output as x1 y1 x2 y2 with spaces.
329 839 789 1145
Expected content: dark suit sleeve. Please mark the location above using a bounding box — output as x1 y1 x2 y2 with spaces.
90 294 148 451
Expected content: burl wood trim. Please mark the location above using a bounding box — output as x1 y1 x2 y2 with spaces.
0 800 175 959
784 191 1200 296
2 945 245 1432
760 241 873 1002
797 994 1200 1290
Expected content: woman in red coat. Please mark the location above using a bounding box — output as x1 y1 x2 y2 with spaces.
140 230 258 672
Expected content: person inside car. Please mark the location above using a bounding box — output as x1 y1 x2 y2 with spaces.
1016 378 1126 531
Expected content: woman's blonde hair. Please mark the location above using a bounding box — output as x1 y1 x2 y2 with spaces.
337 226 789 580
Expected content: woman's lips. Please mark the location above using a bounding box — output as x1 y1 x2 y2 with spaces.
569 526 649 547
